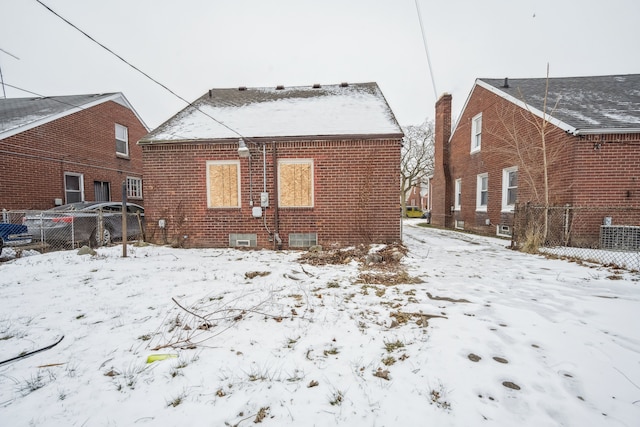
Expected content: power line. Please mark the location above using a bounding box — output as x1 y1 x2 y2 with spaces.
414 0 438 99
0 48 20 60
0 47 20 99
34 0 246 141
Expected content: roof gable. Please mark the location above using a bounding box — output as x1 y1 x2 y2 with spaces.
476 74 640 135
140 82 403 143
0 93 148 139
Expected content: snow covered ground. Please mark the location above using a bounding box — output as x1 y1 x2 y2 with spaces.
0 220 638 426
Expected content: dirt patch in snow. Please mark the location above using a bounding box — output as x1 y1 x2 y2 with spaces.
298 243 408 269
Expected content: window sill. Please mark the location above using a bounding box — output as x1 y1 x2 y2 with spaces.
470 147 481 154
116 153 130 160
475 207 487 213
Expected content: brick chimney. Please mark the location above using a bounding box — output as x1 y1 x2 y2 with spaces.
431 93 452 228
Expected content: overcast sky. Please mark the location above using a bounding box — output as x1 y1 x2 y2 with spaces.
1 0 639 130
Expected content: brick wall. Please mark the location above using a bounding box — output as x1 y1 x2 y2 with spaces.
431 94 452 227
141 138 402 249
0 101 146 210
434 84 640 239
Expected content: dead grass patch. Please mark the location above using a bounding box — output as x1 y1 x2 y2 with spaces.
245 271 271 279
298 245 369 266
356 270 423 286
391 311 447 327
298 243 408 268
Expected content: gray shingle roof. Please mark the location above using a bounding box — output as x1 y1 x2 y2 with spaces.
478 74 640 134
140 82 403 143
0 93 146 138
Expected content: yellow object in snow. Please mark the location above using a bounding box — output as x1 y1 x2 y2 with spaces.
146 354 178 364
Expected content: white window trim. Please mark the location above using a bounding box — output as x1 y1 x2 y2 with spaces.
278 158 315 208
470 113 482 153
476 173 488 212
64 172 84 204
115 123 129 157
454 178 462 211
206 160 241 208
126 176 143 199
501 166 518 212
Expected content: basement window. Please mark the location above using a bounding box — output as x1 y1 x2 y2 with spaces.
497 225 512 237
229 233 257 247
289 233 317 248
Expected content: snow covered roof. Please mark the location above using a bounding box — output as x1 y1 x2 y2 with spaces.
477 74 640 135
139 82 403 144
0 93 148 140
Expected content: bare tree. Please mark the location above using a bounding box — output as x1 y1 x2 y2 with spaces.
400 119 435 216
486 65 565 247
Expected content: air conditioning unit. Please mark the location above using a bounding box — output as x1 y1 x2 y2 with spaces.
600 225 640 251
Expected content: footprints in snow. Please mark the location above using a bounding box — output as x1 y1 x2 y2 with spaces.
467 352 521 391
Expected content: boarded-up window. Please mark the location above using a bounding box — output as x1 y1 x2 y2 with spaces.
207 161 240 208
279 160 313 207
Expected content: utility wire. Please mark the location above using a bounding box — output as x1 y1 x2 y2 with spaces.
414 0 438 99
0 47 20 98
34 0 246 140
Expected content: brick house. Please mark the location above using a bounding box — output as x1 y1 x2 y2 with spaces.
431 74 640 245
0 93 148 210
406 184 428 211
138 82 403 249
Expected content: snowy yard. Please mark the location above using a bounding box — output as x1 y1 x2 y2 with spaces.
0 220 639 426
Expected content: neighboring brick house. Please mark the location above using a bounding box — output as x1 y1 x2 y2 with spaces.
431 74 640 245
0 93 148 211
406 184 428 211
138 82 403 249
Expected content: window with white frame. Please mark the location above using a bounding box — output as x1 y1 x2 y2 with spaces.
126 177 143 199
115 124 129 157
278 159 314 207
454 178 462 211
64 172 84 203
207 160 241 208
502 166 518 211
471 113 482 153
476 173 488 212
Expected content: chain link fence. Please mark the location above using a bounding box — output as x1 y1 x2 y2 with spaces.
513 204 640 271
2 208 144 254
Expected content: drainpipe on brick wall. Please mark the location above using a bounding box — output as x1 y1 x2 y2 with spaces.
272 141 282 250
